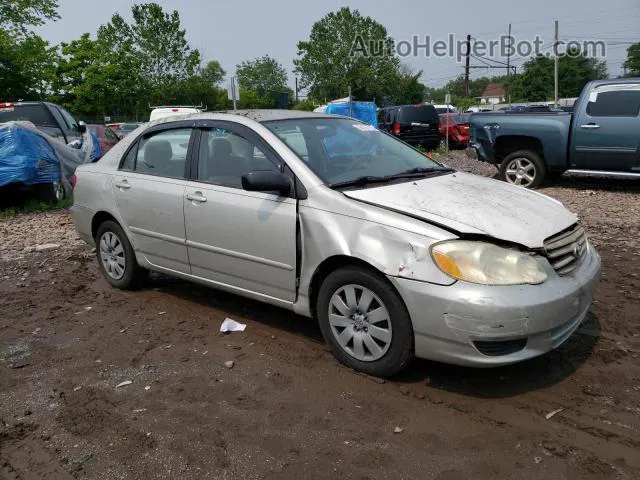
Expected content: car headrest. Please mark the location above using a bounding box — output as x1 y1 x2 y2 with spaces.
144 139 173 165
212 137 232 157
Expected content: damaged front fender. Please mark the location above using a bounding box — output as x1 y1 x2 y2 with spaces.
293 204 456 317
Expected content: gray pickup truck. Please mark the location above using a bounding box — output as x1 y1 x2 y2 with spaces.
469 78 640 188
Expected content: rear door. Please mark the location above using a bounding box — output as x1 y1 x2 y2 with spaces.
183 121 297 303
572 83 640 171
113 124 195 274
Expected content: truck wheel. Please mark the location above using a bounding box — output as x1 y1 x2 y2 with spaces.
499 150 546 188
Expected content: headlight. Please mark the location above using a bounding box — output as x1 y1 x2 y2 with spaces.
430 240 547 285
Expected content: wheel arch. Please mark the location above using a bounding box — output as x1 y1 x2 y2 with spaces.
307 255 404 319
91 211 120 240
494 135 545 164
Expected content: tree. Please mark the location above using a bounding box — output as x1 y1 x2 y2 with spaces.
381 65 425 106
516 50 607 101
295 7 399 102
201 60 226 86
0 31 58 100
236 55 288 92
0 0 59 36
623 42 640 77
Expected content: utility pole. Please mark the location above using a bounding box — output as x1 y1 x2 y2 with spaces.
554 20 559 107
295 77 299 103
464 34 471 97
506 23 512 106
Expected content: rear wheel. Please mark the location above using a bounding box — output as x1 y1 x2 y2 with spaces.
95 220 147 289
317 266 413 377
499 150 546 188
38 181 65 203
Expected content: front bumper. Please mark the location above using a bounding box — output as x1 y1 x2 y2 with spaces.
388 246 601 367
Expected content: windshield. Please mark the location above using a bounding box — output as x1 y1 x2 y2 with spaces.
264 117 447 186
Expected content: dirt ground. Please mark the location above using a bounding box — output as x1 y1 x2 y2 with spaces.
1 155 639 479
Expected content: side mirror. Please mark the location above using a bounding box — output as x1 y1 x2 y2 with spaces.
78 121 87 134
241 171 291 195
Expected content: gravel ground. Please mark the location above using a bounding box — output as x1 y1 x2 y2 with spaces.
1 159 639 479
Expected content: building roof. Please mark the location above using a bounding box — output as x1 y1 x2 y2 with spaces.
481 83 506 98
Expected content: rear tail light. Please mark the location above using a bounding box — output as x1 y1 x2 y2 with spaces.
70 174 77 190
392 122 400 135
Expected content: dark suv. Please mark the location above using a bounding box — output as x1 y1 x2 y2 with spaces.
378 104 440 150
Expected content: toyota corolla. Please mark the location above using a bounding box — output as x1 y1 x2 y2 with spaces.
70 110 600 377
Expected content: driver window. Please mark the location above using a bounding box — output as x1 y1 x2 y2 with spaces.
197 128 279 188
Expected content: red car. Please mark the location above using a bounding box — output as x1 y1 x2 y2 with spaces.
438 113 471 148
88 124 120 154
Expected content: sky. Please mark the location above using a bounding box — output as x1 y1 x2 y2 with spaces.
36 0 640 93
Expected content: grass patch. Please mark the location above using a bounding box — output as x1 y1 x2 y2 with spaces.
0 198 72 219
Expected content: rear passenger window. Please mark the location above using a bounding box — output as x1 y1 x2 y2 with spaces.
586 88 640 117
197 128 279 188
135 128 191 178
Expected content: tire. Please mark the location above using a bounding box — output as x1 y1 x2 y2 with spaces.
95 220 147 290
317 266 413 377
499 150 546 188
38 181 65 203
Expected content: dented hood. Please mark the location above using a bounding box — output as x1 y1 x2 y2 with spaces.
343 171 577 249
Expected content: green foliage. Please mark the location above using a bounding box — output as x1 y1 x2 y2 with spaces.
0 0 59 36
623 42 640 77
514 51 607 101
236 55 288 92
0 197 72 219
455 98 478 112
292 99 317 111
295 7 400 102
200 60 226 85
380 65 425 106
0 31 59 100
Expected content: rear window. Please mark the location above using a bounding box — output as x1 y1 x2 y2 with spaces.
398 105 438 124
0 104 56 126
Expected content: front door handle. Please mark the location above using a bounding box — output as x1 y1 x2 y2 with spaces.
115 180 131 189
580 123 600 129
187 192 207 203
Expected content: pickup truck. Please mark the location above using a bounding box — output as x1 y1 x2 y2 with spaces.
0 101 92 202
469 78 640 188
0 101 85 144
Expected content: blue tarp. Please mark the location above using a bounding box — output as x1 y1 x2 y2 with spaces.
325 101 378 127
0 122 101 189
0 123 60 187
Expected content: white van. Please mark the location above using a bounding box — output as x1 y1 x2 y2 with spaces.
149 106 202 122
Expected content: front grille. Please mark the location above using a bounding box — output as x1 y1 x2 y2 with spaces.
543 223 587 275
474 339 527 356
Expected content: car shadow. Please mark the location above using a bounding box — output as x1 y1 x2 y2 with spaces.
396 312 601 399
144 274 600 399
145 273 324 343
543 174 640 192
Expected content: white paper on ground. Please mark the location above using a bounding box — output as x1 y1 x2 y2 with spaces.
220 318 247 333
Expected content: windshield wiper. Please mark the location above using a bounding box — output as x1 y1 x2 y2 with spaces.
329 175 393 189
385 167 455 179
329 167 455 189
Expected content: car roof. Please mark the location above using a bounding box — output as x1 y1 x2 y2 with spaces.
142 109 337 127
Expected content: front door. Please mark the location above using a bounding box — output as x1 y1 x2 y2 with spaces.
571 83 640 171
113 126 194 274
183 123 297 303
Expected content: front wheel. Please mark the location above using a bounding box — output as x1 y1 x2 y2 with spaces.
499 150 546 188
95 220 147 289
317 267 413 377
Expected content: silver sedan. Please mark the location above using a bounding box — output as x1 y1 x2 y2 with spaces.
70 110 600 377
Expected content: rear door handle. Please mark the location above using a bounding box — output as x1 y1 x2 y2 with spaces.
187 192 207 203
580 123 600 129
115 180 130 189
